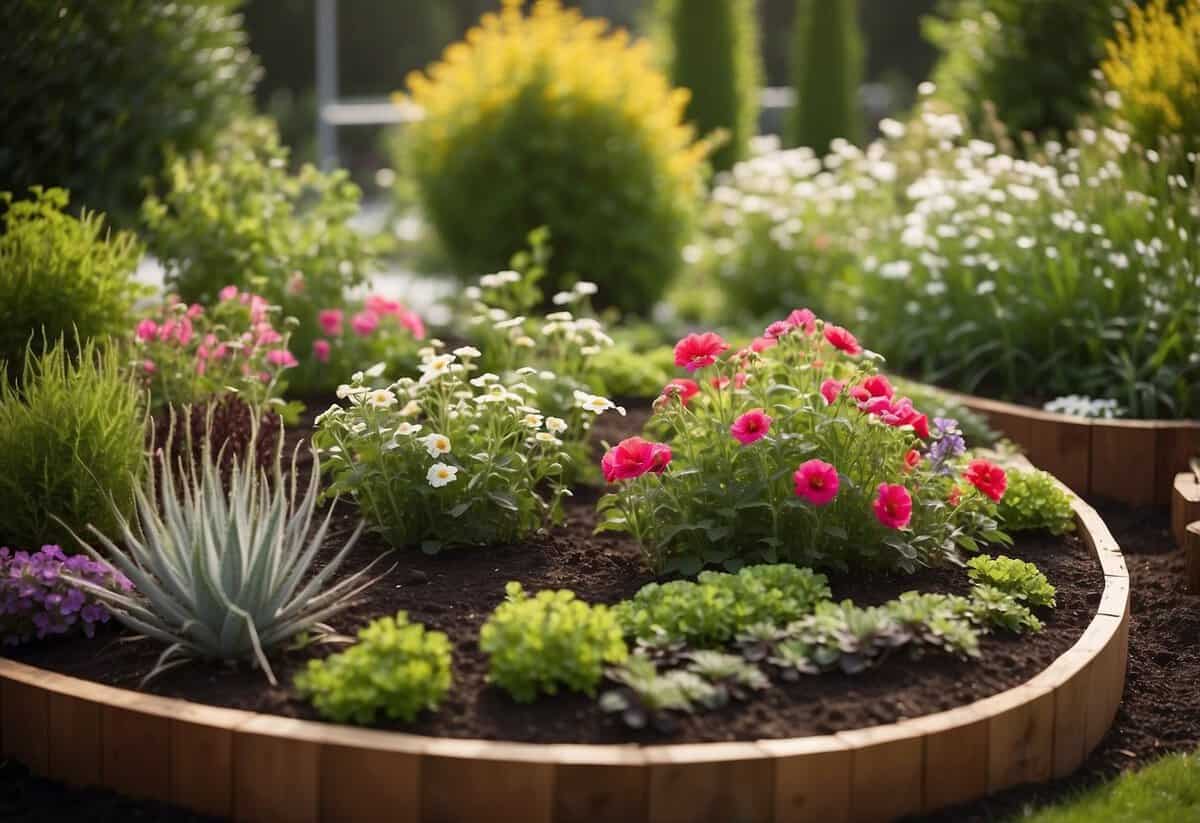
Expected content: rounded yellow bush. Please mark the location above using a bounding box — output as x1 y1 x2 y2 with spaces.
400 0 710 312
1102 0 1200 150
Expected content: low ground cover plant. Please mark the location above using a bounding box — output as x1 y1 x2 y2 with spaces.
67 434 377 685
295 611 452 725
0 545 131 645
598 312 1009 575
997 469 1076 535
0 339 144 553
0 188 144 378
480 582 628 703
967 554 1057 608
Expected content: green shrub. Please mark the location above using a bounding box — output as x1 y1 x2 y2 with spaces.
968 555 1056 608
587 344 675 400
615 564 831 646
400 0 709 313
0 339 144 553
788 0 865 150
0 189 144 376
295 612 453 725
654 0 762 170
480 582 628 703
997 470 1076 535
923 0 1115 138
0 0 257 221
141 118 381 363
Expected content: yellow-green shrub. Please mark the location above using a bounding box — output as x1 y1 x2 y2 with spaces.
1102 0 1200 151
400 0 709 313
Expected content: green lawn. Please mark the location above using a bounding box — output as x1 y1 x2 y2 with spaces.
1013 751 1200 822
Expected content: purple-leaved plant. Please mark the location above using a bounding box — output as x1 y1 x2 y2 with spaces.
0 545 132 645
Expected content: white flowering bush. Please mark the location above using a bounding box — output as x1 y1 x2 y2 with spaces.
700 103 1200 419
313 346 622 552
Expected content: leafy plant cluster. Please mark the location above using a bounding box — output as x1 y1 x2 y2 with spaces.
0 339 145 553
295 611 453 725
996 469 1077 535
598 313 1010 576
399 0 709 312
968 554 1058 609
0 188 144 378
479 582 628 703
141 118 386 391
0 545 132 646
0 0 258 221
613 564 831 647
698 103 1200 418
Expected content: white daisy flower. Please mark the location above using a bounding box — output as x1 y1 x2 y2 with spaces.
364 362 387 378
453 346 481 359
534 432 562 445
395 422 423 436
366 389 397 409
399 400 421 418
421 433 452 458
521 412 544 428
514 335 536 348
545 417 567 433
574 281 598 296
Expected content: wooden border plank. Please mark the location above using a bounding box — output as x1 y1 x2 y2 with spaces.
1172 473 1200 548
759 735 852 823
233 716 321 823
981 685 1055 792
1 679 49 774
644 742 775 823
837 724 924 822
550 744 648 823
46 690 102 787
903 706 990 813
1029 415 1092 495
1157 425 1200 507
420 740 556 823
1091 421 1159 505
101 699 172 802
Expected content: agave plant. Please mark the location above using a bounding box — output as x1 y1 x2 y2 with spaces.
63 429 378 685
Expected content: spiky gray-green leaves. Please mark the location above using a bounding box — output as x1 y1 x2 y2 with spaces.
789 0 865 151
65 431 378 685
654 0 763 170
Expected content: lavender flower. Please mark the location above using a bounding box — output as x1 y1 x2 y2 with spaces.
0 545 133 645
928 417 966 476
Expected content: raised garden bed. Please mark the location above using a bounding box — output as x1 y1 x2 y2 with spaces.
0 464 1130 823
956 393 1200 507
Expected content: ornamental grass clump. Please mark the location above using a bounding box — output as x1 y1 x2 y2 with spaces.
480 582 628 703
400 0 709 312
295 611 452 725
598 312 1009 576
0 188 144 378
315 342 622 552
64 433 376 685
0 545 132 646
0 338 144 553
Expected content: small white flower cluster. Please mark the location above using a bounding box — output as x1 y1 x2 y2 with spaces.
1042 395 1124 420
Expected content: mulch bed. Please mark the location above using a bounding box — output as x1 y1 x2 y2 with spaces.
2 408 1195 819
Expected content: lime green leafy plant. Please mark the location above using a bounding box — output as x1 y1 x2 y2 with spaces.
997 469 1076 535
968 554 1057 608
296 611 452 725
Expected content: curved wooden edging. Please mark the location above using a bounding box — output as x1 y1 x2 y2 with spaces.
955 392 1200 506
0 494 1128 823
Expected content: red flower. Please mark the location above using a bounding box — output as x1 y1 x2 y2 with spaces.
964 459 1007 502
711 373 748 391
911 413 930 440
601 437 672 483
819 378 845 405
873 484 913 529
904 449 922 472
861 396 929 438
764 320 794 339
850 374 895 403
824 325 862 355
730 408 772 445
662 378 700 405
674 332 729 371
794 460 840 506
947 485 963 507
786 308 817 334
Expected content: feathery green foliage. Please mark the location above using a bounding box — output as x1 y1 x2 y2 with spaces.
480 582 628 703
788 0 865 150
295 611 453 725
66 434 376 684
997 470 1076 535
655 0 762 170
0 338 144 553
0 0 258 221
0 188 144 377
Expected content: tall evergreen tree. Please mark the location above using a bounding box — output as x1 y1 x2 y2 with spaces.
789 0 865 151
656 0 763 170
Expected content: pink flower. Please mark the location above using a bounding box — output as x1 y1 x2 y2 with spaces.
873 484 913 529
764 320 793 339
312 339 332 363
786 308 817 334
318 308 344 337
218 285 240 302
794 460 840 506
142 359 157 375
730 408 772 445
947 485 963 507
365 294 403 316
674 332 729 371
904 449 922 473
824 325 862 355
351 310 379 337
662 378 700 405
964 459 1007 502
861 396 928 437
135 320 158 342
711 373 748 391
601 437 672 483
399 309 426 340
851 375 894 403
255 325 282 347
157 319 177 342
819 378 845 405
247 295 270 324
176 317 194 345
266 349 298 368
750 335 777 353
186 304 205 319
